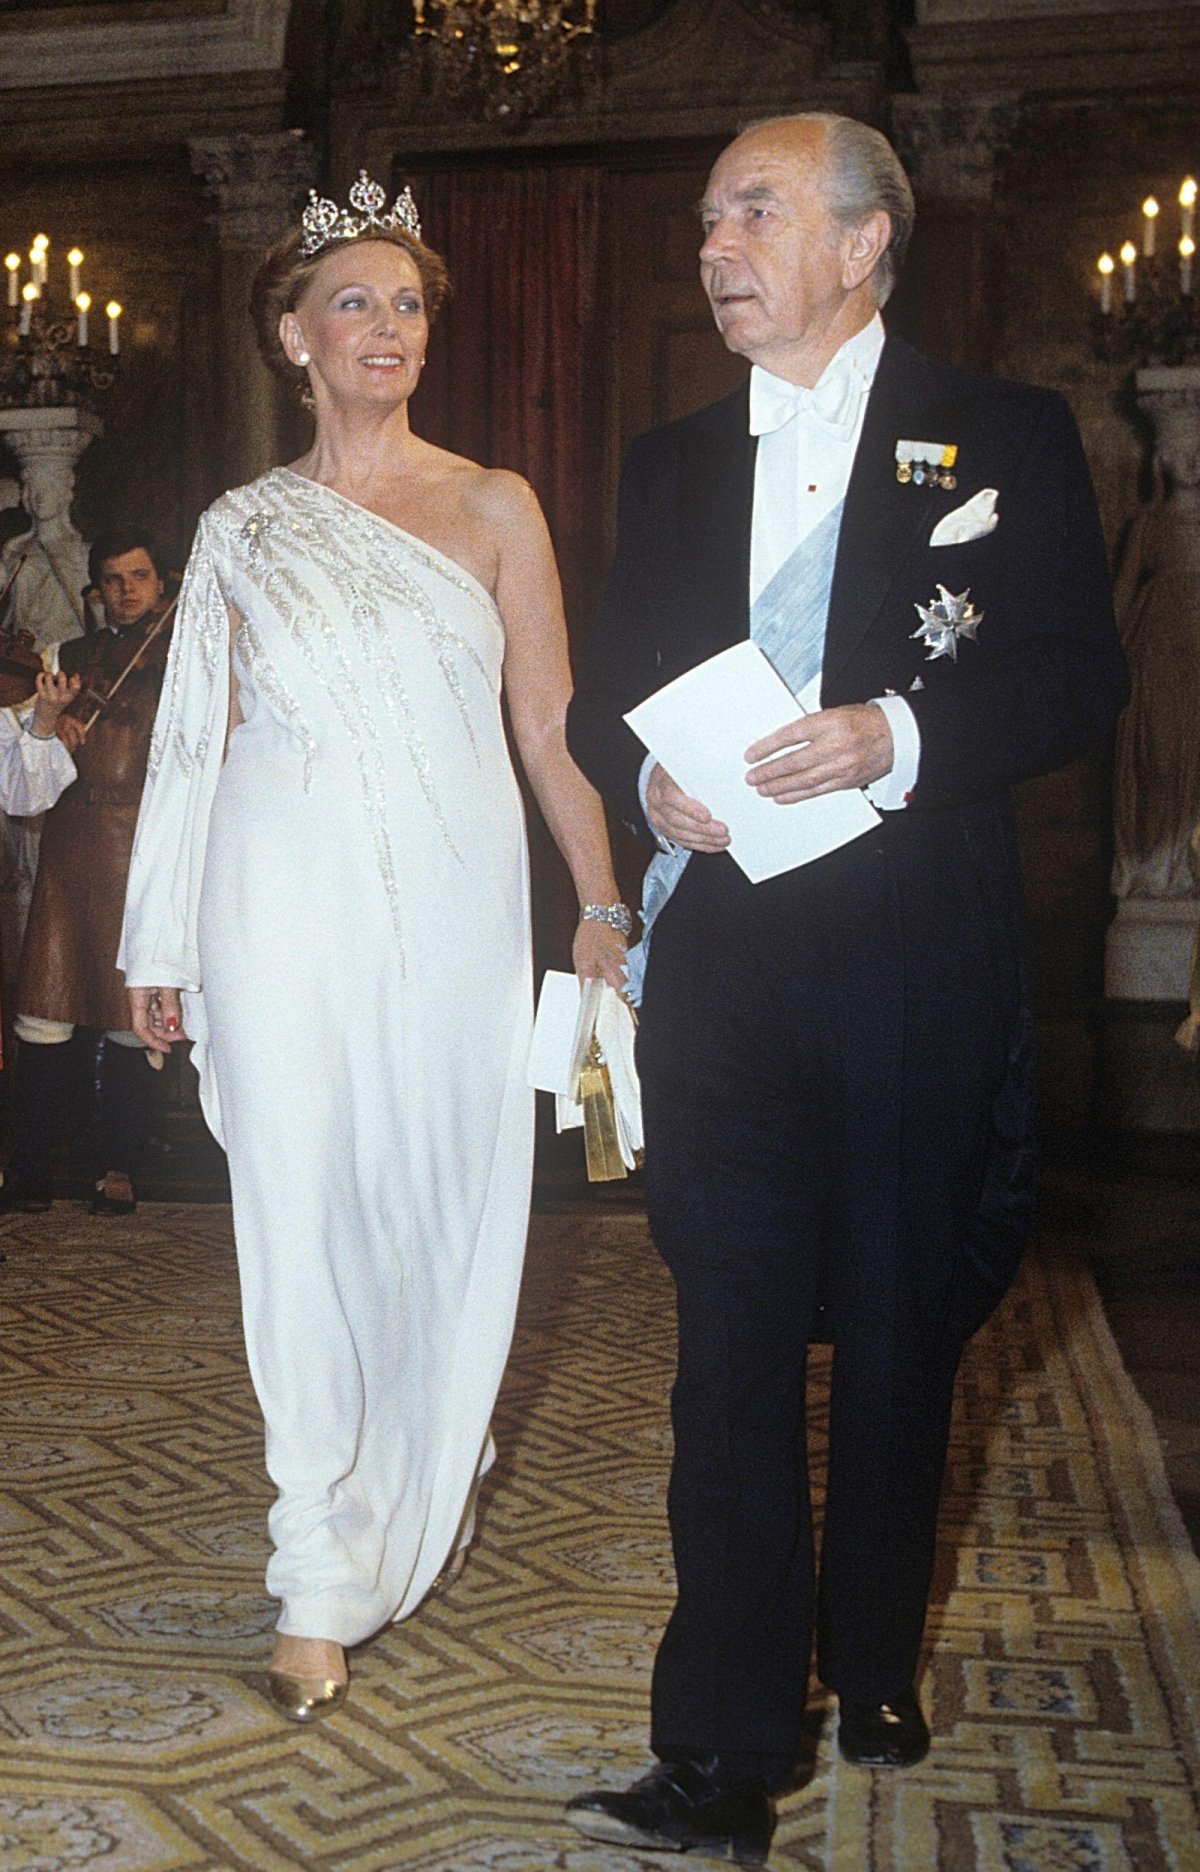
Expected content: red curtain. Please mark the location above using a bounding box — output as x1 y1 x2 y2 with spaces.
413 164 606 652
411 164 608 968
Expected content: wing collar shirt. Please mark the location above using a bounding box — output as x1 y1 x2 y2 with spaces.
748 311 918 811
638 313 918 837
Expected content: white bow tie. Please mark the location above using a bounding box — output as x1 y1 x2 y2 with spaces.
749 362 863 439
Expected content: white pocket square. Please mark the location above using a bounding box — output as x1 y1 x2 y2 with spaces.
930 487 999 547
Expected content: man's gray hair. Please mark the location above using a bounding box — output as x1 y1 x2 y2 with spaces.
741 112 915 306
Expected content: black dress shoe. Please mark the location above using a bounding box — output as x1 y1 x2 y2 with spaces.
837 1691 930 1767
90 1173 136 1217
565 1759 774 1865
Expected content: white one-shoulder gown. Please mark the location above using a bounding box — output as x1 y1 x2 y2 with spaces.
121 469 534 1642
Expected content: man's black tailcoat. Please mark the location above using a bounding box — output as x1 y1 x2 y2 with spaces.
565 334 1128 1761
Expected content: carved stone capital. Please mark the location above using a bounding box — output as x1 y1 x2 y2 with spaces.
0 408 101 644
189 131 318 247
0 406 103 481
1136 366 1200 491
891 92 1019 204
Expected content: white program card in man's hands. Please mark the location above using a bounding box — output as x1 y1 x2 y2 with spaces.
624 640 880 883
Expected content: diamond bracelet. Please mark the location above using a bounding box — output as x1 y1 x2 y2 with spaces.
579 902 634 938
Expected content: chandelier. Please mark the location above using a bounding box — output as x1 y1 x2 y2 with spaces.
2 234 123 411
411 0 598 127
1092 177 1199 366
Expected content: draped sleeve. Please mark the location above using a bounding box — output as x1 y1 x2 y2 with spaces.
118 510 231 993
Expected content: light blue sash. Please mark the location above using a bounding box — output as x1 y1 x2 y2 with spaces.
624 499 844 1005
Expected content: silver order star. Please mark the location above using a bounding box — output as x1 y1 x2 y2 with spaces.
911 584 983 662
239 512 273 561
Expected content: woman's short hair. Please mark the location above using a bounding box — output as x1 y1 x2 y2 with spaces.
742 112 915 307
251 226 451 390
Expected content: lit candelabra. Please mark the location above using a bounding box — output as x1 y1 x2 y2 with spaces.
411 0 598 127
2 234 124 410
1093 178 1198 364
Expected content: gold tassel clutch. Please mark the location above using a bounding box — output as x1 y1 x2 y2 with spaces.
578 1033 628 1182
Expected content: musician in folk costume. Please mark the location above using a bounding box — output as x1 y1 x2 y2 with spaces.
2 529 173 1216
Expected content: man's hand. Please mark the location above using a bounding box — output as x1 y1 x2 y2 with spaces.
29 669 82 742
55 713 87 753
745 704 894 804
645 762 731 852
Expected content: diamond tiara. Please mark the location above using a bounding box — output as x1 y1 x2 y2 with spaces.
300 170 422 260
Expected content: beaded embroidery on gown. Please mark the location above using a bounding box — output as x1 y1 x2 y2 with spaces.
120 468 534 1641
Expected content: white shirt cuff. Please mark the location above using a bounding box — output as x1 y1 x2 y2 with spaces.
638 750 682 853
865 695 920 811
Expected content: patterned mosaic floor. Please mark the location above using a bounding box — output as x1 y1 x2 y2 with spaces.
0 1203 1197 1872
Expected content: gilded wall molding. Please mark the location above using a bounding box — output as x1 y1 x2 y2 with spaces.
335 0 881 161
0 70 287 162
908 3 1200 96
0 0 292 90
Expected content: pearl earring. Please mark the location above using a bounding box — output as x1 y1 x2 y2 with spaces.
297 350 310 366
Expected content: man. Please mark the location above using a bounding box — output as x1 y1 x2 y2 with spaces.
2 529 172 1216
563 114 1127 1864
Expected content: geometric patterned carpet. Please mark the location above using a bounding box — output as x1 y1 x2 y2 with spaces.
0 1203 1198 1872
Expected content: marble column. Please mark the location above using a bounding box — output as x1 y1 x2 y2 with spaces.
188 130 318 489
891 94 1018 370
0 406 100 650
1107 366 1200 1002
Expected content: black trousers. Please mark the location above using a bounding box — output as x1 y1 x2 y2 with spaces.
9 1031 155 1188
636 830 1010 1775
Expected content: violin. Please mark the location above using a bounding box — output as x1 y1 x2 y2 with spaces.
0 552 47 709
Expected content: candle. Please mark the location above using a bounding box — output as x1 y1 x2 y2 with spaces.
31 234 48 287
19 281 37 336
1142 197 1159 256
105 300 122 355
1120 239 1137 302
67 248 83 299
1181 178 1197 243
1182 235 1196 296
75 291 90 346
1097 251 1115 314
4 253 19 308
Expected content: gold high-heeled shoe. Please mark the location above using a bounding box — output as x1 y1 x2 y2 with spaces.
266 1671 349 1723
426 1545 468 1602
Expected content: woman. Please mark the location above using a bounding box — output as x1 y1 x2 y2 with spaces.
120 177 628 1721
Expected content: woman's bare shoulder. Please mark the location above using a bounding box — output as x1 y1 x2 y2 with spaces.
467 463 543 532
